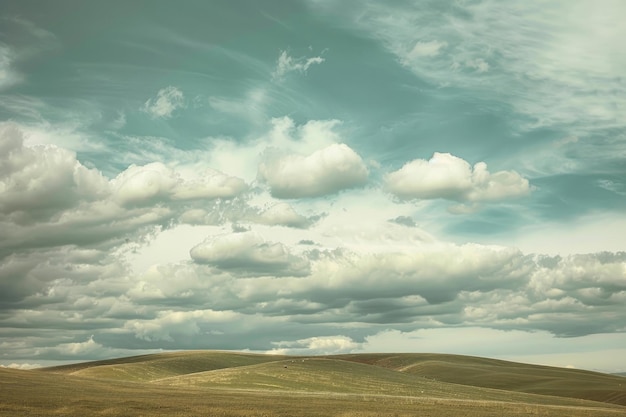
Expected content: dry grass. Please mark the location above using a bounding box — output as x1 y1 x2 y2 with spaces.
2 351 624 417
331 353 626 406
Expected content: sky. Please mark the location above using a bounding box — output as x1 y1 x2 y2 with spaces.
0 0 625 373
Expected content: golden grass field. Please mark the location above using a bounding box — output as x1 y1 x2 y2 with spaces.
1 351 624 416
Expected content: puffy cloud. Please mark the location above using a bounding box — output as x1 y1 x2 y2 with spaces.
190 232 310 277
179 201 316 229
0 124 252 311
258 144 369 198
125 309 240 342
298 244 530 305
268 335 359 355
55 335 102 356
112 163 246 207
0 124 109 223
142 86 184 118
257 203 313 228
113 163 178 207
0 363 41 369
385 152 530 204
273 50 325 79
528 252 626 303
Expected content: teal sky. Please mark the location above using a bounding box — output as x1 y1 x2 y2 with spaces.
1 0 625 372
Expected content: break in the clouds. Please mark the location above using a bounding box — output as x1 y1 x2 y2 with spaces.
1 0 625 373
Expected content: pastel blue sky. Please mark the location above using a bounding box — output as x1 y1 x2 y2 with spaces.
1 0 625 372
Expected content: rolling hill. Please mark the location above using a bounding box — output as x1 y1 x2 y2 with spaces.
1 351 623 417
43 350 287 382
331 353 626 406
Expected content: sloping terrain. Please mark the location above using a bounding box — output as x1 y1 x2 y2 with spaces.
42 350 287 382
7 350 621 416
331 353 626 406
2 365 625 417
157 357 486 398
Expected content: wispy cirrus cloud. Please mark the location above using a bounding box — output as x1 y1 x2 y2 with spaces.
273 49 325 79
0 44 21 90
308 0 626 135
142 86 185 118
0 16 58 91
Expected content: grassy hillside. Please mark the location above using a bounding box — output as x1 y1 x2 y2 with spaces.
42 350 287 382
157 356 623 407
8 350 622 416
2 366 625 417
331 353 626 406
158 357 476 397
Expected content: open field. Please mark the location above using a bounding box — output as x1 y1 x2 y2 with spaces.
331 353 626 406
1 351 624 416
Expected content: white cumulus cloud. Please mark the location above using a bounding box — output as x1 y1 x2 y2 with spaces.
190 231 310 277
258 143 369 198
385 152 530 204
257 203 312 228
112 162 247 207
268 335 359 355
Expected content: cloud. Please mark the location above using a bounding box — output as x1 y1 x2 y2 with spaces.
257 203 313 228
125 309 240 342
273 50 325 79
258 143 369 198
0 18 57 91
190 232 310 277
389 215 416 227
0 122 251 305
142 86 185 118
112 162 247 207
385 152 530 205
1 3 623 372
0 123 109 224
465 58 489 73
268 335 359 355
0 44 21 90
408 40 447 58
178 200 318 229
55 335 102 356
310 0 626 135
0 363 42 369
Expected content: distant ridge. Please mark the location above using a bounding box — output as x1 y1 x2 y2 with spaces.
42 350 286 382
331 353 626 406
41 351 626 407
2 351 625 417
